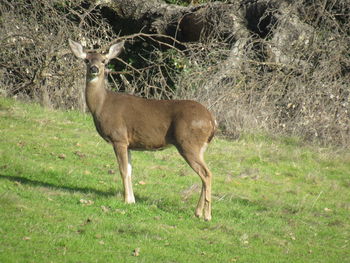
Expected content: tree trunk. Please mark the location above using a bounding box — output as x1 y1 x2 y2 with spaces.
95 0 319 99
99 0 248 43
98 0 315 64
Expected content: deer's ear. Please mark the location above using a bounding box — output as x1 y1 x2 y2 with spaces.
69 39 87 59
106 41 124 61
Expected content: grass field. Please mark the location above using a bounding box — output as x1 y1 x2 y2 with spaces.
0 96 349 262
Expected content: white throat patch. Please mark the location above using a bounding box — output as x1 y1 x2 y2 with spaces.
87 76 99 83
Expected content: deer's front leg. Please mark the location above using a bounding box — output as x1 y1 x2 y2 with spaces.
113 143 135 204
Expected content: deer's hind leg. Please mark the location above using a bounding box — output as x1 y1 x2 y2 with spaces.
176 142 212 221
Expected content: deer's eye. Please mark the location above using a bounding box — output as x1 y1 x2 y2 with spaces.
101 59 106 64
84 58 89 64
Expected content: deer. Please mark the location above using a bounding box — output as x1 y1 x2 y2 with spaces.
69 39 216 221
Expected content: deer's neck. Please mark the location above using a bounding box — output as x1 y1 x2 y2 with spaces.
85 75 107 115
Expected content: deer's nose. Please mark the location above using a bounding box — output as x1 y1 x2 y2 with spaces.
90 65 99 74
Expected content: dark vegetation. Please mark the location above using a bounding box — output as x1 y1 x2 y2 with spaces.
0 0 349 145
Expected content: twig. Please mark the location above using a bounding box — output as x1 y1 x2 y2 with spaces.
311 191 323 209
115 33 186 55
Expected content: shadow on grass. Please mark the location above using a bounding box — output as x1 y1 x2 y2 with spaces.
0 172 148 203
0 173 115 197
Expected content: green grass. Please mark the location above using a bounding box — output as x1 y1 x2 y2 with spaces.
0 96 349 262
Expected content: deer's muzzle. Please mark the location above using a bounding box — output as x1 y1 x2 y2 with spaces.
90 65 99 74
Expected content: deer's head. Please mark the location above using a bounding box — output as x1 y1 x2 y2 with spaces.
69 39 124 81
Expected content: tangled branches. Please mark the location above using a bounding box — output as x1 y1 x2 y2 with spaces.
1 0 349 145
